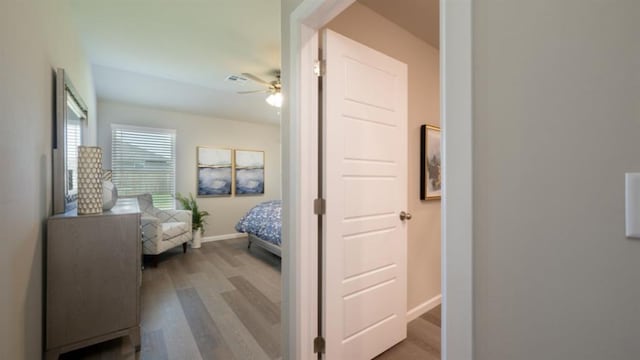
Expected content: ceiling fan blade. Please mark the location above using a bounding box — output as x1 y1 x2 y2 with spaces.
237 89 269 95
241 73 272 86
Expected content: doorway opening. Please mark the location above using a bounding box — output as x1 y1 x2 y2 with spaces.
285 0 472 359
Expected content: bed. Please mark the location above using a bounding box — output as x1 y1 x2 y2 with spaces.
235 200 282 257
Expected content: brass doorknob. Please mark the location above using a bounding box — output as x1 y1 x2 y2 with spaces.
399 211 412 221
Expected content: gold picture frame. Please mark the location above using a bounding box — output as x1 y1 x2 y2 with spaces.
421 124 441 200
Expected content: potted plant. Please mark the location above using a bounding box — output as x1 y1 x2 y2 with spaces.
175 193 209 248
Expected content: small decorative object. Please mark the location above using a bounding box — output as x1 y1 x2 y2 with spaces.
77 146 103 214
420 125 441 200
102 180 118 211
175 193 210 249
235 150 265 195
197 147 232 196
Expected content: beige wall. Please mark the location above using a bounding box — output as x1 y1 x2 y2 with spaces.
0 0 96 358
326 3 441 311
473 0 640 359
97 100 281 237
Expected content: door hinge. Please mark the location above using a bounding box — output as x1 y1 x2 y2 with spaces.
313 198 326 215
314 336 326 354
314 60 326 77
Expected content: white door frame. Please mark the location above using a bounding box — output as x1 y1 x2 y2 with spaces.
284 0 473 359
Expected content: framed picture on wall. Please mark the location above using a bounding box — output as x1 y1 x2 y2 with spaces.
197 147 233 196
235 150 265 195
420 124 441 200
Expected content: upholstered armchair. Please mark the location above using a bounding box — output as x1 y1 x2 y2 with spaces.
136 194 192 263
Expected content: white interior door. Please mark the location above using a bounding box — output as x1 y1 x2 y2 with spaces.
322 29 408 360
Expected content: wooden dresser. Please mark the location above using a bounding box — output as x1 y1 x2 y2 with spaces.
45 198 141 360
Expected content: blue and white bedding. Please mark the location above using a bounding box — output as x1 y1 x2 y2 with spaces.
235 200 282 246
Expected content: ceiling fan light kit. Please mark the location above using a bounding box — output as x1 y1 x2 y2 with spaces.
266 92 283 107
237 70 282 108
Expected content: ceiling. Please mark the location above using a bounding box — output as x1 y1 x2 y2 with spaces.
358 0 439 48
70 0 281 124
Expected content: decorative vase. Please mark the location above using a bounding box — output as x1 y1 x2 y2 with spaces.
77 146 103 215
192 229 202 249
102 180 118 211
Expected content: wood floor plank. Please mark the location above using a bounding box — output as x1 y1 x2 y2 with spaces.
141 329 168 360
242 243 282 269
231 253 282 304
178 250 204 274
190 273 271 360
192 260 236 294
177 287 236 360
375 339 439 360
221 289 282 359
164 258 193 290
420 304 442 327
213 243 244 267
202 250 242 278
407 317 441 357
227 275 281 325
140 269 202 360
236 251 281 279
215 239 246 255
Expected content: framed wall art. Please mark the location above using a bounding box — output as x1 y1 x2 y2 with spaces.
235 150 265 195
420 124 441 200
197 147 233 196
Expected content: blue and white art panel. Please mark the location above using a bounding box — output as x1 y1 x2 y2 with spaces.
197 147 232 196
235 150 265 195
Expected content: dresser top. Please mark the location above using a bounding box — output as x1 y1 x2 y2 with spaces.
49 198 140 220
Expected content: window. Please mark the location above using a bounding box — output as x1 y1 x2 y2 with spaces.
65 97 84 200
111 124 176 209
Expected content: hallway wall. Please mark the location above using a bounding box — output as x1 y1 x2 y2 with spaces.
473 0 640 359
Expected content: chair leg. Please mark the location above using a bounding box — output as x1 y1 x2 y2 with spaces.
183 242 188 253
152 255 159 268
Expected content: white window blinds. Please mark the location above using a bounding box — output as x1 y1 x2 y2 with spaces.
111 124 176 210
65 117 81 197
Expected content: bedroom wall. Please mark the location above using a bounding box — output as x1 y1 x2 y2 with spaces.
0 0 96 359
97 100 281 237
326 2 441 312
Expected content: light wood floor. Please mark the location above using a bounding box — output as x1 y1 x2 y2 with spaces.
58 237 441 360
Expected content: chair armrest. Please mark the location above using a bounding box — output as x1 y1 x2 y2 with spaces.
156 209 192 228
140 215 161 243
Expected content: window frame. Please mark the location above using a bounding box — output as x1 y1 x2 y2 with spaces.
110 123 177 210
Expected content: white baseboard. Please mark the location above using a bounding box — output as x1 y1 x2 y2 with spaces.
201 232 248 243
406 294 442 322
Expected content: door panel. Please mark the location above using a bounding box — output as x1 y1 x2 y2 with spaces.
343 178 396 217
343 278 399 336
344 119 398 161
323 29 408 360
344 229 395 278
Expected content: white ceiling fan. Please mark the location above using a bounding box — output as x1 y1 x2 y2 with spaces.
238 71 282 108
